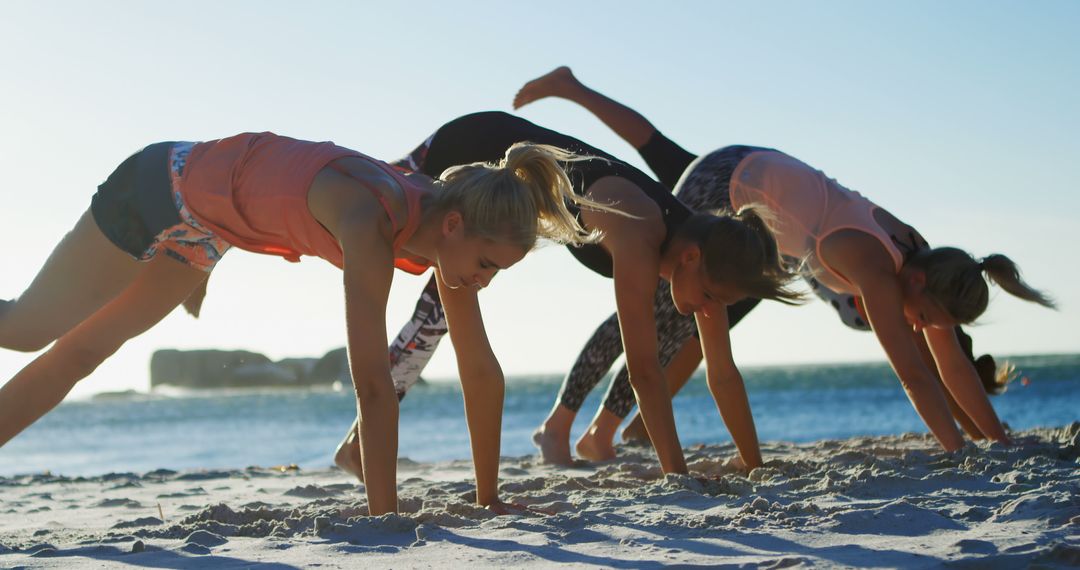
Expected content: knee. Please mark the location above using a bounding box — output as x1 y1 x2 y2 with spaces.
49 337 120 379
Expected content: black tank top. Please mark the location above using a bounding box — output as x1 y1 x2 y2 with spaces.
418 112 691 278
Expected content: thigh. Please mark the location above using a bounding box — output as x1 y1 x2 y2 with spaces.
1 209 142 347
53 254 212 356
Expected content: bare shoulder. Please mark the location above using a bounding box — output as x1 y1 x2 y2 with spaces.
308 157 406 244
580 175 665 249
820 228 899 287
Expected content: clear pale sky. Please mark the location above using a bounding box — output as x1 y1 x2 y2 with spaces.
1 1 1077 398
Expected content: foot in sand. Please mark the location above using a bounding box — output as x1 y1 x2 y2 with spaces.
620 415 651 445
576 428 617 462
333 440 364 482
513 66 581 109
532 426 574 466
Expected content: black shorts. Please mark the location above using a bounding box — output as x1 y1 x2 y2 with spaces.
89 141 228 271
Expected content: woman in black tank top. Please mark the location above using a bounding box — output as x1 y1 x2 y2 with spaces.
334 111 802 480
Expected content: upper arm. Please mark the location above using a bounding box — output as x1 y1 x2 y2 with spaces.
579 178 667 374
338 213 396 395
606 226 665 375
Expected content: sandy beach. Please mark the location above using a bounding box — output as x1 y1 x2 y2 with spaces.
1 423 1077 568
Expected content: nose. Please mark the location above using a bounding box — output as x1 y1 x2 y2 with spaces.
474 271 495 289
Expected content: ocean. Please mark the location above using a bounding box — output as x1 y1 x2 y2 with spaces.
1 354 1077 477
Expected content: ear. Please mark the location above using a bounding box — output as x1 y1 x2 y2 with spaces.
442 211 463 237
906 267 927 293
680 242 701 266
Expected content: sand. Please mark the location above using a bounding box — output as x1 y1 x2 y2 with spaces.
1 423 1078 568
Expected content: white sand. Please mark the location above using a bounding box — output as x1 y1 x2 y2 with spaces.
2 423 1078 568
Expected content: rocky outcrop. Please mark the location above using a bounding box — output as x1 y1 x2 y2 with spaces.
150 348 349 389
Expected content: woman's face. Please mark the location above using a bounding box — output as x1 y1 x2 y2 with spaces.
668 248 744 317
901 269 957 332
901 290 956 332
435 213 528 290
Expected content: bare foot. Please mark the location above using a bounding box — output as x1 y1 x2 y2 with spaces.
575 428 616 462
334 434 364 482
513 66 580 109
620 415 651 445
532 425 574 466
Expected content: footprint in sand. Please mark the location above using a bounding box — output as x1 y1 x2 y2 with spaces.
283 485 342 498
94 498 142 508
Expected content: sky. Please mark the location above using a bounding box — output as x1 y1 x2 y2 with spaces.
0 1 1077 398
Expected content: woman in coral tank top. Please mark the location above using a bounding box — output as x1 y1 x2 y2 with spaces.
0 131 617 515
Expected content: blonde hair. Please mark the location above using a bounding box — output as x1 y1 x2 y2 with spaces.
676 204 805 304
433 142 628 250
907 247 1056 323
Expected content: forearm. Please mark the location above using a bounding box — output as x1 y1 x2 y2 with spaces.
894 368 965 451
461 365 505 506
857 282 964 451
631 369 688 473
356 388 399 515
943 387 986 440
938 362 1009 443
707 370 762 469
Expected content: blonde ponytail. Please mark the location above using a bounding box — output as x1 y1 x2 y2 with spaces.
435 142 629 250
980 254 1056 309
909 247 1055 324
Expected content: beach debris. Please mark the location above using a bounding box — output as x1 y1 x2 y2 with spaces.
314 516 331 535
284 485 341 499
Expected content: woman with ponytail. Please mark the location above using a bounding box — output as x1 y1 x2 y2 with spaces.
334 111 801 480
0 131 600 515
515 67 1055 458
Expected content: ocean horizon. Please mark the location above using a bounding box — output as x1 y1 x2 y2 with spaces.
2 353 1077 477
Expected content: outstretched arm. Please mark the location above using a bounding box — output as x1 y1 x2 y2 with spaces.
585 177 688 474
825 232 965 451
859 278 965 451
339 217 399 516
924 326 1011 444
695 307 763 469
334 274 447 480
436 269 505 508
613 253 688 473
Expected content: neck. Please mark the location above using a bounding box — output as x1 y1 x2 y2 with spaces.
657 239 684 281
399 177 443 263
